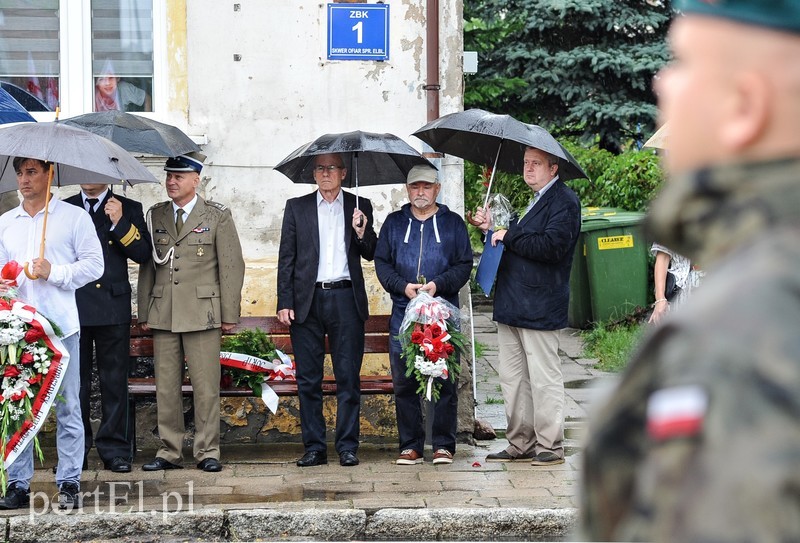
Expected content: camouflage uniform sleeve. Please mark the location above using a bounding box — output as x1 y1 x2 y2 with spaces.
582 241 800 542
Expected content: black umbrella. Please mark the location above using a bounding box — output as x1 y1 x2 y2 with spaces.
274 130 434 209
413 108 588 207
62 110 201 157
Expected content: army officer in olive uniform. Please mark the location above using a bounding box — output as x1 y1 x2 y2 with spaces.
137 152 245 473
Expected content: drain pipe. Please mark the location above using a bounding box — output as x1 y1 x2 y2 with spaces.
424 0 440 122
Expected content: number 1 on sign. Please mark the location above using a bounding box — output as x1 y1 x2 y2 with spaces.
352 21 363 43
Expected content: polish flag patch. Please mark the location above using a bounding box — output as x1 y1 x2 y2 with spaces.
647 385 708 441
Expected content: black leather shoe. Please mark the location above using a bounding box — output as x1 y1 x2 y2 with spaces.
0 483 29 510
339 450 359 467
296 451 327 467
142 457 183 471
106 457 132 473
197 458 223 472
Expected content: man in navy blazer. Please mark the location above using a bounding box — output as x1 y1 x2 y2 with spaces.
65 185 151 473
470 147 581 466
277 153 377 467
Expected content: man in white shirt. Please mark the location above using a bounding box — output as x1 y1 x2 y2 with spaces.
277 153 377 467
0 157 103 511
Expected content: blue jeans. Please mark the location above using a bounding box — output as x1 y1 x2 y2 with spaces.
9 332 83 490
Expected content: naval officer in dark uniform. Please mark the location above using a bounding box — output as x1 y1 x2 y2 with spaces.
66 184 151 473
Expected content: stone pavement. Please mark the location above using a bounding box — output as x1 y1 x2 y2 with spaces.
0 308 617 542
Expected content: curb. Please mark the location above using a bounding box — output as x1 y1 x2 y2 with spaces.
7 506 579 542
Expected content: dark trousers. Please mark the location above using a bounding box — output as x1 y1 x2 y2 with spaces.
79 323 132 463
389 306 458 454
291 287 364 454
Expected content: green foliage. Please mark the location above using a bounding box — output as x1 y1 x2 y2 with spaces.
464 0 673 151
562 142 665 212
220 328 280 396
581 320 645 373
485 396 504 405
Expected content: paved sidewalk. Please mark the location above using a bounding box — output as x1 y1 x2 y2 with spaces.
1 308 617 542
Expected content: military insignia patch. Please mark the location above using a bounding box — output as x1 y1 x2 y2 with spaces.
647 385 708 441
192 227 210 233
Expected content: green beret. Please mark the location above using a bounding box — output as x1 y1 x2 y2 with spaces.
676 0 800 34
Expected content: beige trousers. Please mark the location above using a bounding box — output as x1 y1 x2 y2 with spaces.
153 328 222 463
497 324 564 458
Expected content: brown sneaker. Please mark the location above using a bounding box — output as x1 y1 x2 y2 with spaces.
396 449 423 465
432 449 453 465
530 451 565 466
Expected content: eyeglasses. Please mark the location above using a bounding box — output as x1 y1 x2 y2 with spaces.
313 165 344 173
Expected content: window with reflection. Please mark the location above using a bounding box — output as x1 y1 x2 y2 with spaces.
92 0 153 112
0 1 60 112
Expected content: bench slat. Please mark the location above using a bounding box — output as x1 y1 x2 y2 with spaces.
128 375 394 397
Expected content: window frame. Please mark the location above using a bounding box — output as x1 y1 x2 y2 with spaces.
29 0 166 121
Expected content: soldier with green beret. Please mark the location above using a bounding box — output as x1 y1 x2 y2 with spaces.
137 152 245 473
581 1 800 541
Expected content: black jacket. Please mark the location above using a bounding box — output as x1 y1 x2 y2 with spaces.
65 191 151 326
493 181 581 330
277 190 377 323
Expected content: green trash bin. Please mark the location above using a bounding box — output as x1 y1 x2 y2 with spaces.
569 208 622 328
568 208 647 327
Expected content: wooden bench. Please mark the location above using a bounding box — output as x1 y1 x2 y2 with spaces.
127 315 393 452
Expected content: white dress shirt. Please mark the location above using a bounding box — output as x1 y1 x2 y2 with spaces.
0 197 104 336
315 190 350 282
172 194 198 224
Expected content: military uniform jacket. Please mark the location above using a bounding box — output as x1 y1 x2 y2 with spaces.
137 196 245 333
581 158 800 542
65 192 151 326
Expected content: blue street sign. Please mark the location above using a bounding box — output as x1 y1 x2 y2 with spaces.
327 3 389 61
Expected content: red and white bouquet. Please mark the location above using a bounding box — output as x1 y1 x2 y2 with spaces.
398 292 466 401
0 261 66 491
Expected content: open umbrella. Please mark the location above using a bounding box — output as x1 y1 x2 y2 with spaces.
0 88 35 125
62 110 201 157
413 108 588 207
0 121 159 278
274 130 435 209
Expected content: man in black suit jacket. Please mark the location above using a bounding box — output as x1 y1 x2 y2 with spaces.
277 153 377 468
65 184 151 473
470 147 581 467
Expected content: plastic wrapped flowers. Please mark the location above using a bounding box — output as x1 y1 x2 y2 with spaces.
398 292 467 401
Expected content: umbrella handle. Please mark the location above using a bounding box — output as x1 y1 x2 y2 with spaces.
23 163 55 280
353 152 364 227
482 144 503 209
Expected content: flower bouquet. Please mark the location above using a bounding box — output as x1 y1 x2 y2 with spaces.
398 292 467 401
220 328 295 414
0 261 66 491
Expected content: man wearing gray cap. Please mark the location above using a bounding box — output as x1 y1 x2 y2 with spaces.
581 1 800 541
137 152 244 473
375 164 472 465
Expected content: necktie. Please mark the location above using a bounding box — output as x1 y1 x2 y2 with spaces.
86 198 99 216
176 208 185 232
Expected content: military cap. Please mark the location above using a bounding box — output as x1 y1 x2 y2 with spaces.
164 151 206 173
676 0 800 34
